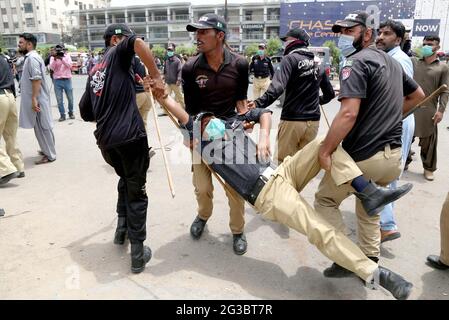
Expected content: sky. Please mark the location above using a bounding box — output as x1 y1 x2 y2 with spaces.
110 0 277 6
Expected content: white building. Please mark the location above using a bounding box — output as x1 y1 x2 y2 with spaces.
0 0 109 49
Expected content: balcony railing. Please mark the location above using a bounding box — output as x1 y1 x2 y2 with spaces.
132 17 147 23
91 19 106 25
243 33 264 40
154 15 168 21
267 15 280 21
150 33 168 39
243 15 264 21
174 14 189 21
114 18 126 23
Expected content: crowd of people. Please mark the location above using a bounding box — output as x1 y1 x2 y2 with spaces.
1 9 449 300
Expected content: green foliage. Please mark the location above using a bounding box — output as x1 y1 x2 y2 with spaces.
0 35 5 53
323 40 340 68
36 44 54 59
266 37 282 56
151 45 166 60
244 43 259 58
175 44 196 56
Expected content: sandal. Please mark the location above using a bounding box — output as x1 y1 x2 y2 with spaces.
35 156 55 165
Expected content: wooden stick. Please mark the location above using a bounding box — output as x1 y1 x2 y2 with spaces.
150 93 176 198
320 105 331 128
403 84 448 119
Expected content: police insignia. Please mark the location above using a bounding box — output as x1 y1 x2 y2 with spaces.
196 75 209 88
344 60 353 67
341 67 352 81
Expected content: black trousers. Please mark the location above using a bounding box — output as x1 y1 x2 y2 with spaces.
101 138 150 243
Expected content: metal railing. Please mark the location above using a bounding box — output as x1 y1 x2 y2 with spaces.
174 14 189 21
114 18 126 23
243 15 264 21
133 17 147 23
151 33 168 39
154 15 168 21
267 15 280 21
91 19 106 25
242 33 264 40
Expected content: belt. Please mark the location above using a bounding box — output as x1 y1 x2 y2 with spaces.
248 166 276 206
0 88 11 95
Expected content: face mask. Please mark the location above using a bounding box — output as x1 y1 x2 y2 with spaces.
204 118 226 141
282 39 295 49
422 45 434 58
167 51 174 57
338 35 357 57
257 50 265 56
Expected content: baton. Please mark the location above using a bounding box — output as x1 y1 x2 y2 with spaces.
403 84 448 119
320 105 331 128
150 92 176 198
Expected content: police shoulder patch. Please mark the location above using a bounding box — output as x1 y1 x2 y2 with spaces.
343 59 353 67
341 67 352 81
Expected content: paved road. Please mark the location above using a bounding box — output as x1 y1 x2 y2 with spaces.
1 75 449 300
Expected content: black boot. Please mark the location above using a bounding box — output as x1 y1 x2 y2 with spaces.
354 181 413 216
233 233 247 255
190 216 207 239
113 217 127 245
324 257 378 278
376 266 413 300
131 242 152 274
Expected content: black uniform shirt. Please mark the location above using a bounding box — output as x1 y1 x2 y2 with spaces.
182 48 249 119
339 44 419 162
0 55 15 96
183 108 273 202
249 56 274 78
79 35 146 150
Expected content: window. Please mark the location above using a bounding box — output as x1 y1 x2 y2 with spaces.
11 7 17 14
52 23 58 29
14 22 19 29
24 3 33 13
75 1 78 5
25 17 35 27
1 8 6 14
89 4 93 9
50 8 56 15
3 22 9 29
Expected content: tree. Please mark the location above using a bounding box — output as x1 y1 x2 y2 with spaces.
266 37 282 56
0 34 6 53
175 44 196 56
323 40 340 69
150 45 166 60
244 43 259 58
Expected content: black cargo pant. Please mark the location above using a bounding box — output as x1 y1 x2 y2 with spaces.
101 137 150 244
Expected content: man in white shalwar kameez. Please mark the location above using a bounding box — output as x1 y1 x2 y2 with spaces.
18 33 56 164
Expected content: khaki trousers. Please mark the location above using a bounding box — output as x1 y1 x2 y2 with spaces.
193 160 245 234
275 120 320 164
167 84 185 109
254 138 378 281
0 91 24 177
440 192 449 265
314 145 402 258
136 91 153 130
253 77 271 99
418 126 438 172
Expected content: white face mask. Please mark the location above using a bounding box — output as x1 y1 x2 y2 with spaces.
283 39 295 49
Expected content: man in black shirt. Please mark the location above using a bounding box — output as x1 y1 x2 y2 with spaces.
314 11 425 277
146 79 415 300
183 14 250 255
249 28 335 164
79 23 165 274
249 43 274 99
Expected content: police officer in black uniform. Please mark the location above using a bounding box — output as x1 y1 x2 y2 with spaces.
183 13 250 255
249 43 274 99
249 28 335 164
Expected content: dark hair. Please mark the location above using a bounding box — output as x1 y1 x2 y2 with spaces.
379 20 406 41
104 34 123 47
424 35 440 44
19 33 37 48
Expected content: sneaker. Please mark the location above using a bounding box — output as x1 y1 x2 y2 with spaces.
381 230 401 243
68 113 75 120
0 172 19 185
59 115 66 122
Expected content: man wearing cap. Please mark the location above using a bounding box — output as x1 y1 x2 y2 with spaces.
164 43 185 110
314 11 425 278
79 23 165 274
248 27 335 164
183 13 250 255
249 43 274 99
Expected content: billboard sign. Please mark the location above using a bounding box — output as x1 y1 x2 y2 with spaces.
280 0 416 46
413 19 441 37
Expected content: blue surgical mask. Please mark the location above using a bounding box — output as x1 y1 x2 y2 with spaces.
422 45 434 58
204 118 226 141
257 50 265 56
338 35 357 57
167 51 174 57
